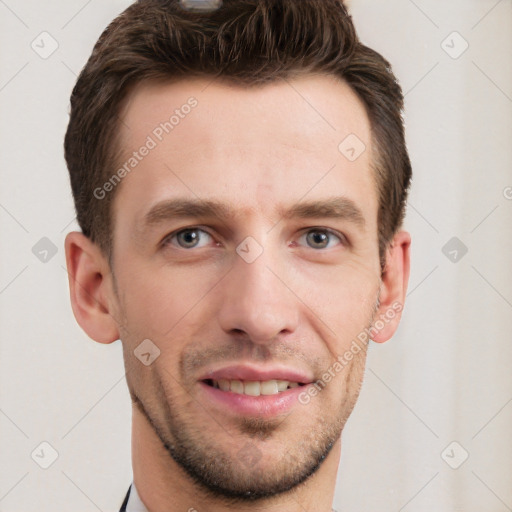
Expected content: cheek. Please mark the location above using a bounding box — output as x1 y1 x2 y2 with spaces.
115 260 222 338
295 251 378 291
290 259 379 346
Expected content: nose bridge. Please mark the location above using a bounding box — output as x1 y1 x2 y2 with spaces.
217 241 299 343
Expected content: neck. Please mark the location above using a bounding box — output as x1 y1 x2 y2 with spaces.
131 405 340 512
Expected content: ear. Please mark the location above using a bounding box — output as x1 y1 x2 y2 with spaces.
371 230 411 343
64 231 120 344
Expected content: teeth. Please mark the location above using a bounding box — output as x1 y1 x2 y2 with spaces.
260 380 278 395
276 380 289 392
218 379 230 391
210 378 301 396
230 380 244 394
244 381 260 396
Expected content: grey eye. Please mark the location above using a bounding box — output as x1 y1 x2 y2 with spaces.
307 231 329 248
300 229 344 250
171 228 212 249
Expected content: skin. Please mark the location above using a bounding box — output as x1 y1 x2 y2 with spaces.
65 74 411 512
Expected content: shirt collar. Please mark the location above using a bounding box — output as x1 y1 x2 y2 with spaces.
126 481 149 512
126 480 341 511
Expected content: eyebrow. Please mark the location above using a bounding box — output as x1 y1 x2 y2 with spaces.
142 196 366 230
281 197 366 228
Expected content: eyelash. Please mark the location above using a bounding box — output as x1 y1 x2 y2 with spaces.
161 226 348 250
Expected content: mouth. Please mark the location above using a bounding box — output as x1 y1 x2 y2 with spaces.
202 378 306 397
198 366 312 417
199 379 309 417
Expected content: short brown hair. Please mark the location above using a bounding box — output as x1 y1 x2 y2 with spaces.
64 0 411 272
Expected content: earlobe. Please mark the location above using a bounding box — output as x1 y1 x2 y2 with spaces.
371 230 411 344
64 232 120 344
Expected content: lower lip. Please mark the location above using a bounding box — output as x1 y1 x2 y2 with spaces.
198 381 308 417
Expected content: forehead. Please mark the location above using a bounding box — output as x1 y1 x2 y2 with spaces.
113 74 377 231
118 74 370 152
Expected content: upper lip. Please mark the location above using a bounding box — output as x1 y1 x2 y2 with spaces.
199 364 313 384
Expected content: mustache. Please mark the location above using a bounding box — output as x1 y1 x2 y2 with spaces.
180 291 381 379
181 339 325 377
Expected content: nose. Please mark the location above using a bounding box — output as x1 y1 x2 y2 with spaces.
217 243 300 345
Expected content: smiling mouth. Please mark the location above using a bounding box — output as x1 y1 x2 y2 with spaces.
202 378 306 397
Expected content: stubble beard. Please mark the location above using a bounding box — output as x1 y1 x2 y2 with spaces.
123 291 380 504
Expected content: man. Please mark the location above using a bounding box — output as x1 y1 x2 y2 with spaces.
64 0 411 510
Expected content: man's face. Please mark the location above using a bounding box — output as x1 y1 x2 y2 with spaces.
110 75 382 498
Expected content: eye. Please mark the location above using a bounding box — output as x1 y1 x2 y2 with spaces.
298 228 346 250
164 227 213 249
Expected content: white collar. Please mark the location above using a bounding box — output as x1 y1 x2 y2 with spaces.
126 481 149 512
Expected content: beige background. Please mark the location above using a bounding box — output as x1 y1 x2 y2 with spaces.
0 1 511 511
